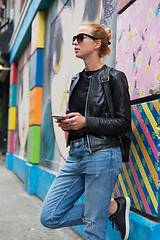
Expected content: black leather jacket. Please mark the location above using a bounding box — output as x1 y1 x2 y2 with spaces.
67 65 131 153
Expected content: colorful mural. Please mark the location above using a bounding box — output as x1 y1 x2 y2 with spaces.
115 0 160 218
116 0 160 100
113 100 160 217
6 0 160 238
47 0 117 169
14 44 30 159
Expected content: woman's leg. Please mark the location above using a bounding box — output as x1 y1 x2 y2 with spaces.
40 154 85 229
82 147 122 240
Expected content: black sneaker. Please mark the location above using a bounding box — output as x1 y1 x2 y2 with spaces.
109 196 130 240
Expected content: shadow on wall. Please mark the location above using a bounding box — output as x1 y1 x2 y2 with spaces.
41 99 55 168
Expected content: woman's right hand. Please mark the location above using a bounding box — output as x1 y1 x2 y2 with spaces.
56 113 86 131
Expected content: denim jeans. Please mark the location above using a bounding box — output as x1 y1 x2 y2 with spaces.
40 138 122 240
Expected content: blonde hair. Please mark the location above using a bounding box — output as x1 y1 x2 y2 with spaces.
81 22 112 58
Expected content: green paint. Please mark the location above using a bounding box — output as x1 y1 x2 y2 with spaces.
27 126 41 164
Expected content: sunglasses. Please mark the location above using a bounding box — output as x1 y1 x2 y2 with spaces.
72 33 99 44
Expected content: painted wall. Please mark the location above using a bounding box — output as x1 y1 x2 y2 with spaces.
115 0 160 218
116 0 160 100
40 0 118 171
6 0 160 238
15 43 30 159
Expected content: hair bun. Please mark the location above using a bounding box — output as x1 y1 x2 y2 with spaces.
105 28 112 41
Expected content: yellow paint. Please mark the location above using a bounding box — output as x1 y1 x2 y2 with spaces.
37 12 45 48
146 65 150 74
149 11 152 19
132 120 158 186
153 100 160 114
122 164 141 210
128 32 131 40
151 38 154 47
127 62 129 68
60 91 68 110
137 58 141 65
133 31 136 38
129 85 131 93
118 174 128 196
155 126 160 136
138 3 140 10
140 89 144 96
31 12 45 54
142 103 157 133
131 142 157 211
8 107 16 130
157 74 160 81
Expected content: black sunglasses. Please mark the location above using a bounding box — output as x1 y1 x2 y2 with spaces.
72 33 99 44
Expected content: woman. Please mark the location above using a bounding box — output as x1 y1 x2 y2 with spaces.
40 22 131 240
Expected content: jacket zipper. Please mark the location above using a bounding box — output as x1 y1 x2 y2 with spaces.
85 76 92 153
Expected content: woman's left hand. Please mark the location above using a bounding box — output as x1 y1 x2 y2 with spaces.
57 112 86 131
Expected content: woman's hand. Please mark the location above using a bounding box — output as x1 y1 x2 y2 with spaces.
56 112 86 131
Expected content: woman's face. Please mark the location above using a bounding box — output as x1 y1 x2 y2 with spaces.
72 25 98 60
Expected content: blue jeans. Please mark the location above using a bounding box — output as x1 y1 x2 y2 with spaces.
40 138 122 240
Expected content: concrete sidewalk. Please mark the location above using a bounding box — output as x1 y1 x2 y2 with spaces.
0 156 84 240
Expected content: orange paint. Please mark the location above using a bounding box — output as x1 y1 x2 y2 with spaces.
29 87 43 126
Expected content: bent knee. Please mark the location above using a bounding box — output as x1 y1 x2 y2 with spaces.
40 211 49 228
40 210 62 229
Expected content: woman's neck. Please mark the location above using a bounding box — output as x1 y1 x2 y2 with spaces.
84 57 104 72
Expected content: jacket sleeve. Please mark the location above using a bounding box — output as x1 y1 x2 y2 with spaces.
85 69 131 136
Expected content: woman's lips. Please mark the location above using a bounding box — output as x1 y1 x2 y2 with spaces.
74 48 80 52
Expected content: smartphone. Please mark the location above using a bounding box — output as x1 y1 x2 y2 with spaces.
51 115 66 120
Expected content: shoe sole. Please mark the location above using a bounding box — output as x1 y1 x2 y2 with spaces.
123 196 130 240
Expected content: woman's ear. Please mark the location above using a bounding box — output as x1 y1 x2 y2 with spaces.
95 40 102 50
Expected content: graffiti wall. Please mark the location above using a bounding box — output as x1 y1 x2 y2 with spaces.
6 0 160 229
115 0 160 218
116 0 160 100
40 0 118 171
14 43 30 159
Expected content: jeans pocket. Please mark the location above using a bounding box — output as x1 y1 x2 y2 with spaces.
99 148 112 153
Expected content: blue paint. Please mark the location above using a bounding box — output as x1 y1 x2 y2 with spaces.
12 155 26 182
36 168 56 200
25 162 38 194
9 84 17 107
133 60 135 69
129 211 160 239
10 0 40 63
30 49 44 90
10 0 53 63
6 152 13 170
156 6 160 16
5 152 160 239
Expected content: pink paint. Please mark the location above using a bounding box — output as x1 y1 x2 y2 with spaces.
114 182 121 196
117 0 134 14
132 105 158 161
9 130 15 153
116 0 160 100
129 159 152 214
10 62 17 86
